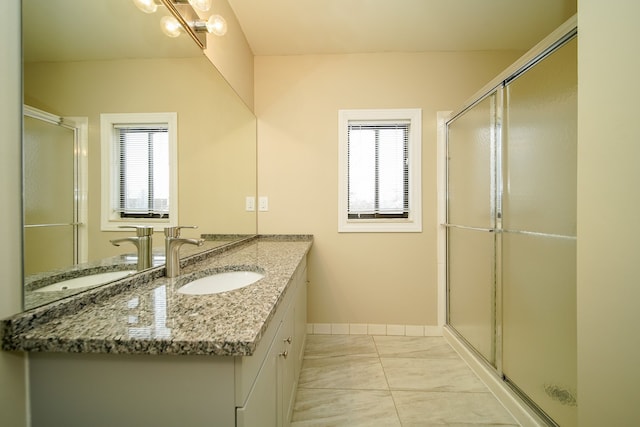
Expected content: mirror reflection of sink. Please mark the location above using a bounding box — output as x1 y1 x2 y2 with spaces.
34 270 137 292
178 271 265 295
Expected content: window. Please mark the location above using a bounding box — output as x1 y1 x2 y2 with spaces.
347 122 409 219
101 113 178 231
338 109 422 232
116 125 169 218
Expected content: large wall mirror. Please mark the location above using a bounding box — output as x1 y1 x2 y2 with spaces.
22 0 257 309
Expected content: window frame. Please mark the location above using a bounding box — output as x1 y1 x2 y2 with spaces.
338 108 422 233
100 112 178 231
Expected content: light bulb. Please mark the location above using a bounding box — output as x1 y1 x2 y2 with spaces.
132 0 158 14
206 14 227 36
160 16 182 38
188 0 212 12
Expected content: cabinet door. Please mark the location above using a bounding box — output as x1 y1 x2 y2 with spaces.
236 305 295 427
278 303 296 427
237 256 307 427
236 327 279 427
293 264 307 379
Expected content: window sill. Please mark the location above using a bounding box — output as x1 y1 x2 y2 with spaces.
338 218 422 233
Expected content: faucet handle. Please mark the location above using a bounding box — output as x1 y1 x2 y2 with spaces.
118 225 154 237
164 225 198 238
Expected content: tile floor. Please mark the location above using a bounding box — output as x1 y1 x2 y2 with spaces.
291 335 519 426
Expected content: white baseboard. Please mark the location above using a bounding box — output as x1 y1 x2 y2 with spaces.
306 323 442 337
443 326 547 427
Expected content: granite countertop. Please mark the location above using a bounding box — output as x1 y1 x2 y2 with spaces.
2 236 312 357
23 238 244 310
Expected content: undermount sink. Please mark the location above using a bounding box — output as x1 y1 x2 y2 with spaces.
34 270 137 292
178 271 265 295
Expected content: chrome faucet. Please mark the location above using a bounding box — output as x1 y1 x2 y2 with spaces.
164 226 204 278
110 225 154 271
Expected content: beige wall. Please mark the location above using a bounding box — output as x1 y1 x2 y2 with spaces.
8 0 640 424
0 1 28 426
24 57 257 262
203 0 255 110
255 51 522 326
577 0 640 425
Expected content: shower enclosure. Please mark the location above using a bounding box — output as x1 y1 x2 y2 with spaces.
23 107 87 277
445 22 577 426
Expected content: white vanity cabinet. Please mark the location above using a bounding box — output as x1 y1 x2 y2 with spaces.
28 255 308 427
237 256 307 427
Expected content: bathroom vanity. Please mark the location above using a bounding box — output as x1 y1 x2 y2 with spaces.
2 236 312 427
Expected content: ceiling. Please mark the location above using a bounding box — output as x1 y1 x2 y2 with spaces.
23 0 576 63
227 0 576 55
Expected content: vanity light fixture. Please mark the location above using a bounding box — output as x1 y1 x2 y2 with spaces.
160 15 183 38
132 0 227 49
193 14 228 36
160 13 228 40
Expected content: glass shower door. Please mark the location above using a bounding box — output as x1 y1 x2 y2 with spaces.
446 92 499 365
445 25 577 426
501 37 577 426
23 114 77 276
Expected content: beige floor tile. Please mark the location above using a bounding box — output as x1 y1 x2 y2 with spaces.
381 358 488 392
374 336 460 359
291 388 401 426
298 355 388 390
292 336 520 426
304 334 377 358
392 390 519 426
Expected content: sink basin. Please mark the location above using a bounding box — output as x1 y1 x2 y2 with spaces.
178 271 265 295
34 270 137 292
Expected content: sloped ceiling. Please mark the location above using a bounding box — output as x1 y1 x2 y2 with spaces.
227 0 577 55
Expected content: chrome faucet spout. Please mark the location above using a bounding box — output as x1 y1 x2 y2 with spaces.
110 237 139 247
110 226 154 271
164 226 204 278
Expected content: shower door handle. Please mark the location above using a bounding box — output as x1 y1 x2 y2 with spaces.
24 222 84 228
442 223 498 233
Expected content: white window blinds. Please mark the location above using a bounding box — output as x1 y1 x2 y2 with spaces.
347 121 410 218
113 125 170 218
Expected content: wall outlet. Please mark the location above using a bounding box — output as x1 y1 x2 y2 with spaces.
258 196 269 212
245 196 255 212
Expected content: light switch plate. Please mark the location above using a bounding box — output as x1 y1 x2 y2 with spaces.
258 196 269 212
245 196 255 211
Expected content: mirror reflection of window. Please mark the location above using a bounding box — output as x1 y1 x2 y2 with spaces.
115 125 170 219
100 112 178 231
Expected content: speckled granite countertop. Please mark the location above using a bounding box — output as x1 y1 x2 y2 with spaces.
2 235 312 357
24 237 247 310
